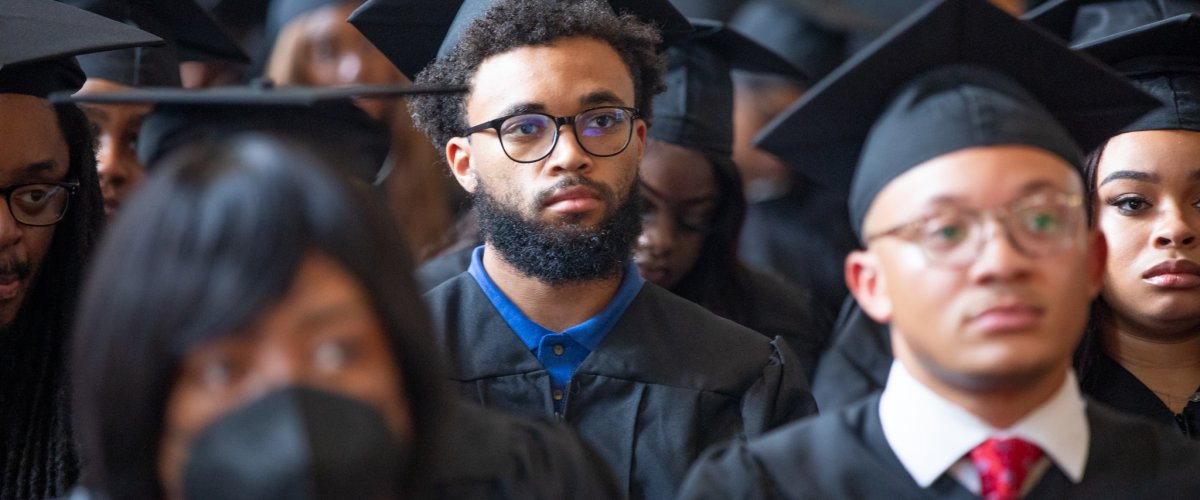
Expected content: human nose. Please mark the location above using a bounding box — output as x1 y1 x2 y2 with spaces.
967 216 1034 284
543 121 593 174
1152 202 1198 250
337 53 364 84
0 194 23 250
638 211 676 257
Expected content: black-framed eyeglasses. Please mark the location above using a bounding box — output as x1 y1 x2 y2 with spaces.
863 191 1084 268
461 106 639 163
0 182 79 227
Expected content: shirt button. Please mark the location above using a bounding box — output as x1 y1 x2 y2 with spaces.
552 389 564 401
552 344 565 356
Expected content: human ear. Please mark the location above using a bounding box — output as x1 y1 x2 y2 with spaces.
446 136 477 193
846 249 893 323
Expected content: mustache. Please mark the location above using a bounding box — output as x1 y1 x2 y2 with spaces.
0 258 31 279
534 177 617 207
960 286 1045 318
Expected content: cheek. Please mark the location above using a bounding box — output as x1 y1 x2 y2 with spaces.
1097 215 1149 280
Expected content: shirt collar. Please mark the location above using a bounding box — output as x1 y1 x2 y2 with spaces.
466 245 645 351
879 361 1089 488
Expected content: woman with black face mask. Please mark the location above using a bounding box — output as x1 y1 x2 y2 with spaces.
67 134 621 500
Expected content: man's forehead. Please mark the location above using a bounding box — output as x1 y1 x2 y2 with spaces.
865 146 1082 226
0 94 69 179
467 37 635 116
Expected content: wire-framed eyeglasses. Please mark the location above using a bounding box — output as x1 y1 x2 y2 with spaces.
461 106 639 163
0 182 79 227
864 191 1084 268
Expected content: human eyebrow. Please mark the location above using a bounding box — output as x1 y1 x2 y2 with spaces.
580 90 625 108
496 102 546 118
1100 170 1158 186
21 160 60 179
297 300 369 333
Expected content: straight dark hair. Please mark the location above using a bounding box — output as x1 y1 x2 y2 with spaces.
0 102 104 500
70 134 446 499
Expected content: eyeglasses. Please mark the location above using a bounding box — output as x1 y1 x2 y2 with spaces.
0 182 79 227
461 106 639 163
864 191 1084 268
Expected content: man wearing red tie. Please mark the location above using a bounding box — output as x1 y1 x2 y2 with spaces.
679 1 1200 498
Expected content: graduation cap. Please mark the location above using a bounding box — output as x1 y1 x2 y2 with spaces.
0 0 162 97
54 82 466 184
754 0 1159 238
348 0 694 79
728 0 846 82
1023 0 1200 45
63 0 250 88
650 19 806 157
1076 14 1200 132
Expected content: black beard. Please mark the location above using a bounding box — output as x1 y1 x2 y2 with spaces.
473 176 642 286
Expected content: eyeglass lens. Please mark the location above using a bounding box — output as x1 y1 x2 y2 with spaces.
498 107 633 162
914 195 1080 265
8 184 71 226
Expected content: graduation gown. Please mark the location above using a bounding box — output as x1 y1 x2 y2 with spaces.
811 299 891 411
1081 351 1200 439
427 402 623 499
424 274 818 500
678 394 1200 500
735 267 831 382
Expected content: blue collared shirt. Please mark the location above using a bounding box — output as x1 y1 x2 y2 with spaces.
468 245 644 413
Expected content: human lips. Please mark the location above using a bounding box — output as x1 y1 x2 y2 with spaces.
1142 259 1200 289
966 299 1045 332
0 273 22 300
543 186 602 214
636 262 670 286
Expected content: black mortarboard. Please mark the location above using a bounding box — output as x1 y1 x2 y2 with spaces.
0 0 162 97
1027 3 1200 133
668 0 743 22
349 0 694 79
54 82 465 184
1024 0 1200 45
650 19 805 157
754 0 1158 238
728 0 846 81
64 0 250 88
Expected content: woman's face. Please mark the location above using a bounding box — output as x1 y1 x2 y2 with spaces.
157 253 412 499
1094 129 1200 334
635 140 719 289
298 3 404 120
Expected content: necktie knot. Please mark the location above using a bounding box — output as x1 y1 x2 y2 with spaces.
968 437 1044 500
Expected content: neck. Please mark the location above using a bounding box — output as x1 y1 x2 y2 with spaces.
1100 310 1200 413
482 243 624 332
896 340 1067 429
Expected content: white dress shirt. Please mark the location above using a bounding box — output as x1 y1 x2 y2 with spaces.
879 361 1090 495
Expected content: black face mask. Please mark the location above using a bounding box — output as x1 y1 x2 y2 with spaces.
183 386 407 500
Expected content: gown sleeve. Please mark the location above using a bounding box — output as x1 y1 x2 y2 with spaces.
740 336 819 437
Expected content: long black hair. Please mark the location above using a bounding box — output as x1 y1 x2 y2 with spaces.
0 102 104 500
70 134 447 499
1073 140 1114 394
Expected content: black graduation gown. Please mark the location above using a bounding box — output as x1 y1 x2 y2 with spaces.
1082 351 1200 439
427 401 623 499
424 274 818 500
678 394 1200 500
416 244 475 292
735 267 831 382
811 298 891 411
738 182 858 325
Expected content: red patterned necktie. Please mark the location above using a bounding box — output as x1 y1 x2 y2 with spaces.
968 437 1044 500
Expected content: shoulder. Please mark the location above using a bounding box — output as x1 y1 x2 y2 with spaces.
430 402 622 499
679 399 878 500
1083 401 1200 496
